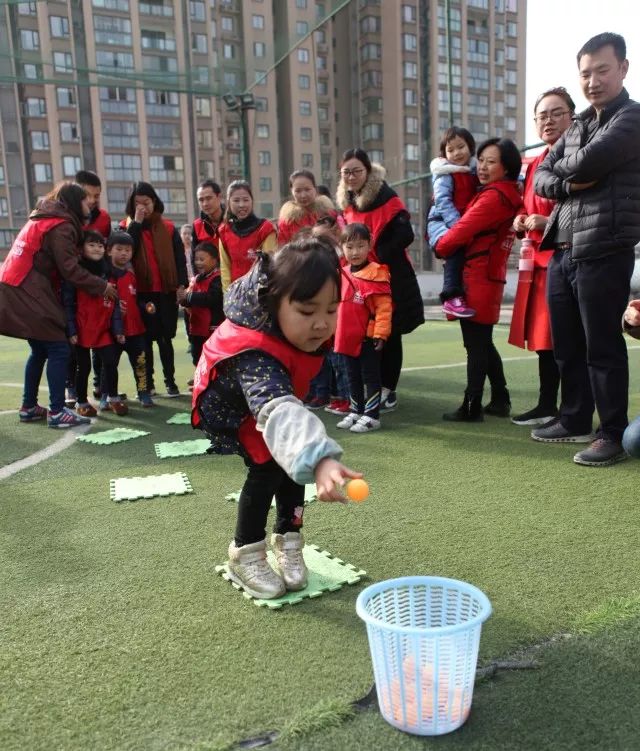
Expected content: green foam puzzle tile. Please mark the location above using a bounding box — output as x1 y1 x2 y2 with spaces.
110 472 193 502
77 428 150 445
166 412 192 425
215 544 366 609
224 484 317 506
154 439 211 458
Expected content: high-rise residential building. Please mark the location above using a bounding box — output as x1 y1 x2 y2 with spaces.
0 0 526 267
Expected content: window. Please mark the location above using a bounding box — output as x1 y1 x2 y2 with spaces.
317 105 328 121
189 1 206 21
402 33 417 51
298 74 310 89
23 63 41 79
258 151 271 166
100 86 136 114
156 187 187 215
54 51 73 72
25 97 46 116
495 22 504 39
221 16 233 31
437 33 461 59
50 16 70 37
361 43 381 61
300 127 312 141
363 96 383 113
403 61 417 79
148 122 181 148
192 66 209 84
405 144 419 161
438 62 462 87
402 4 416 22
467 0 488 7
144 89 179 117
31 131 50 150
20 29 39 50
315 29 326 44
406 196 419 213
296 0 307 7
227 126 240 141
256 124 269 138
94 15 132 45
149 155 184 182
192 33 207 53
404 88 417 106
228 152 241 167
316 56 326 70
63 156 82 177
360 16 380 33
296 21 309 35
468 38 489 63
0 198 8 218
223 43 235 59
60 122 79 142
507 20 517 36
506 45 517 61
468 92 489 115
468 65 489 89
254 41 266 57
438 88 462 114
316 80 328 96
195 97 211 117
254 70 266 86
107 186 129 211
104 153 142 181
97 50 135 71
252 14 264 29
505 92 517 108
361 70 382 88
363 123 383 140
34 164 53 183
369 149 384 164
93 0 130 9
506 69 517 84
57 87 76 107
198 160 214 178
197 129 213 148
260 202 274 218
224 71 238 88
405 116 418 134
259 177 272 192
297 48 309 63
255 97 268 111
299 100 312 116
141 30 176 50
102 119 139 148
18 3 37 14
495 48 504 65
302 153 313 168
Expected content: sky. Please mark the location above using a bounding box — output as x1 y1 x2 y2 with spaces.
525 0 639 143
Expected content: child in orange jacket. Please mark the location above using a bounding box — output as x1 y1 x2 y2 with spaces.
334 223 392 433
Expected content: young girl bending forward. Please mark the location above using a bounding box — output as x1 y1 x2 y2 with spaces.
191 238 361 600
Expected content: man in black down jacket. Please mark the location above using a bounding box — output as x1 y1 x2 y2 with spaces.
532 32 640 466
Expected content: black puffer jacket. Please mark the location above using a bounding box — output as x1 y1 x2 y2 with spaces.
535 88 640 260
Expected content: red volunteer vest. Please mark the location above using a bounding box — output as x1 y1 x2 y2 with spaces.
86 209 112 239
0 218 67 287
112 269 145 337
188 270 221 337
335 269 391 357
76 289 114 348
193 217 219 243
521 151 555 266
218 220 274 283
343 196 407 264
119 218 175 292
451 171 479 215
191 319 323 463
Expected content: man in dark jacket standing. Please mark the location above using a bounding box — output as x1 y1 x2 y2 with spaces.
532 32 640 466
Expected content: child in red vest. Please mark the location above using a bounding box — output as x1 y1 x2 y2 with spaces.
105 231 153 407
426 127 479 319
191 238 362 600
63 231 128 416
334 223 392 433
177 242 224 366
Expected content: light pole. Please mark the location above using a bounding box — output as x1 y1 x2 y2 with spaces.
222 93 256 183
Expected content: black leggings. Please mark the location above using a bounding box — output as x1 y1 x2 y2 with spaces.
459 319 507 399
145 335 175 390
380 330 403 392
115 335 148 395
75 344 119 402
235 459 305 546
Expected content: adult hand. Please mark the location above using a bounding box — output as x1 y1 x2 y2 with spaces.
69 335 77 345
624 300 640 327
104 283 118 302
314 457 363 503
569 180 597 192
523 214 548 232
134 205 146 223
373 338 384 352
512 215 528 233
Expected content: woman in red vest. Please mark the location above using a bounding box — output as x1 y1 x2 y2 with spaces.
336 148 424 412
120 182 187 398
509 87 576 426
217 180 277 291
437 138 523 422
0 181 117 427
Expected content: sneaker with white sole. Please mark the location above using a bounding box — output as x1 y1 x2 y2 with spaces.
531 418 594 443
573 438 627 467
19 404 48 423
350 415 381 433
511 405 558 426
380 391 397 412
47 407 91 429
271 532 308 591
227 539 285 599
337 412 361 429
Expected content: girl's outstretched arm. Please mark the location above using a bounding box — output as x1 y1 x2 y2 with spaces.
314 457 363 502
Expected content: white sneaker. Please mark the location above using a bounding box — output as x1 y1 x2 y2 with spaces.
350 415 381 433
337 412 360 429
227 539 285 599
271 532 308 591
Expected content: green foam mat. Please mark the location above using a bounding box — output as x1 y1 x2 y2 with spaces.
225 483 317 507
110 472 193 502
215 544 366 609
154 439 211 458
166 412 192 425
77 428 150 445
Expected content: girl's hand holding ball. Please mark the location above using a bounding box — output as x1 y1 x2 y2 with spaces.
314 458 365 503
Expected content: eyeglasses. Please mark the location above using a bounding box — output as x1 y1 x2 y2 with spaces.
533 109 572 124
340 168 365 178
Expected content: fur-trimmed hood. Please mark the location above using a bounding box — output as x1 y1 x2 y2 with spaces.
278 194 335 224
335 163 388 212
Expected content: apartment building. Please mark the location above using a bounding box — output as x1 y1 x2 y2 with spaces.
0 0 526 267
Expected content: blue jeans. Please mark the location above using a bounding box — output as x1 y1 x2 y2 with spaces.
327 350 349 399
622 415 640 458
442 249 465 300
24 339 70 414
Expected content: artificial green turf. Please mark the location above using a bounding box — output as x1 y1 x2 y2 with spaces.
1 323 640 750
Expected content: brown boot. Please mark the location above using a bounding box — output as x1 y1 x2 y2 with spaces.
271 532 308 591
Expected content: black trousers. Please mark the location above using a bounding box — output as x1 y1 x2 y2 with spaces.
114 335 148 395
75 344 119 402
547 248 634 441
459 319 507 400
380 330 403 392
344 338 382 419
536 349 560 412
145 336 175 390
235 459 305 546
190 335 206 366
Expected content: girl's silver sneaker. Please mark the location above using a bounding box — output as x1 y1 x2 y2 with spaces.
271 532 308 591
227 539 285 599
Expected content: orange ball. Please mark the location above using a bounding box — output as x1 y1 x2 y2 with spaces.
346 479 369 502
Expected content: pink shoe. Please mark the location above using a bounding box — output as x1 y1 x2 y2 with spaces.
442 297 476 318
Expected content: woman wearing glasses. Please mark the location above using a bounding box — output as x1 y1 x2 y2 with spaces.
336 148 424 413
508 87 575 426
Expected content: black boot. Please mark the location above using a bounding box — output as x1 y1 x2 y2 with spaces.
484 388 511 417
443 394 484 422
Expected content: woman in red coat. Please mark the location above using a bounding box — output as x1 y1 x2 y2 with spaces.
437 138 523 422
508 87 575 426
